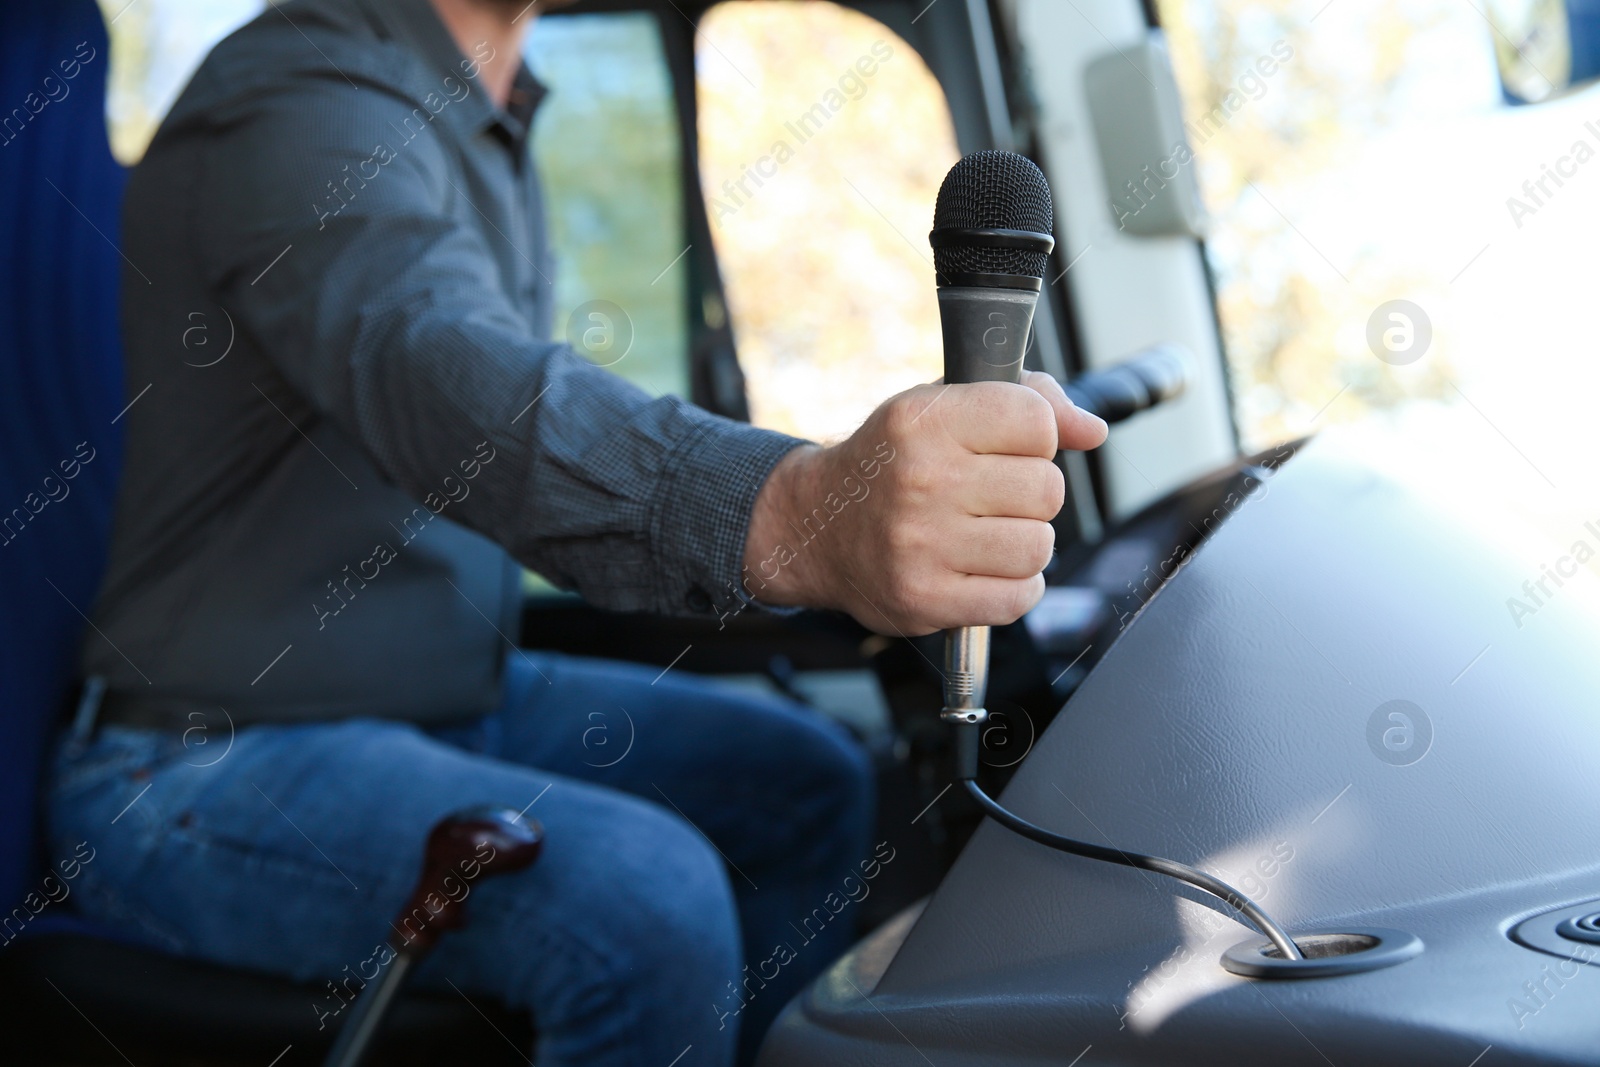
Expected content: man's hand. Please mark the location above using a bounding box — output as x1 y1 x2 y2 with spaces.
743 371 1108 635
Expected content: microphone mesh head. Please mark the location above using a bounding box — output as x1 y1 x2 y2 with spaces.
932 150 1053 280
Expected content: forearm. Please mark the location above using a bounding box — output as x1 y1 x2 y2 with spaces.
347 316 807 618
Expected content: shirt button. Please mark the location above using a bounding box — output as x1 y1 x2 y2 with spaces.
686 588 712 612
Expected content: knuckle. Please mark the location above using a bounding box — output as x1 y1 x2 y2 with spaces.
1010 575 1046 620
887 393 916 427
892 574 937 623
1028 521 1056 570
881 390 923 440
885 518 924 558
898 457 939 497
996 521 1052 576
1021 394 1058 456
968 381 1018 424
1040 463 1066 515
1013 459 1063 518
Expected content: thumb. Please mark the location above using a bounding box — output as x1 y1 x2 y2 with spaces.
1023 370 1108 451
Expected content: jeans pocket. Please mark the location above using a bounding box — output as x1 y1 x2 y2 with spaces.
49 726 179 798
45 727 199 952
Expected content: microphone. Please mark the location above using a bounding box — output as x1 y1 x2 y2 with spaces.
929 154 1306 962
928 150 1055 745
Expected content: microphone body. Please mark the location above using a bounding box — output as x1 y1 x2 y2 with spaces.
927 150 1055 728
937 286 1038 385
936 283 1039 725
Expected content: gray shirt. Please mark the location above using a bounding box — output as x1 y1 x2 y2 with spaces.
87 0 801 727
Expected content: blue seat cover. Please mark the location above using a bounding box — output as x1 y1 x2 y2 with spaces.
0 1 126 926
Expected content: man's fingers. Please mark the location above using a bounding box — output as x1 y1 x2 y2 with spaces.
943 572 1048 628
1023 370 1109 451
954 454 1064 520
944 516 1055 579
921 376 1108 459
931 381 1059 458
815 373 1105 636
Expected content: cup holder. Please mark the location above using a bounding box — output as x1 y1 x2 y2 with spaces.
1221 928 1423 979
1556 911 1600 945
1510 899 1600 964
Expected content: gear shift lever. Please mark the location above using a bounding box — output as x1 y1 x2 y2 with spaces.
322 807 545 1067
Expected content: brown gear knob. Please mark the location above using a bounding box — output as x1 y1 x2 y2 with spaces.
390 806 544 953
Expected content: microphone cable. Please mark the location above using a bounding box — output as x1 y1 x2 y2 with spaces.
953 721 1304 961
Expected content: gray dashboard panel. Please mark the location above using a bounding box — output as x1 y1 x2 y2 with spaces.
758 433 1600 1066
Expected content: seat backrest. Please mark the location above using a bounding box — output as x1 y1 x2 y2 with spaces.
0 2 125 917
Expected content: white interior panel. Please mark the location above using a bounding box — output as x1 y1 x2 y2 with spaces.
1010 0 1239 518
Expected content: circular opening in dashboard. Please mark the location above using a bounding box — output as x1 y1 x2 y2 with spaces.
1222 928 1423 979
1262 932 1379 960
1556 912 1600 944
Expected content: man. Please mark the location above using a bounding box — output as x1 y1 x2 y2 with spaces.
48 0 1106 1063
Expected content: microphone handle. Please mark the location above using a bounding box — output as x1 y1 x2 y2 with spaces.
936 284 1040 727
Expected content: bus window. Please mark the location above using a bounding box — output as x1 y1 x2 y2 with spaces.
696 1 959 442
101 0 259 163
104 3 690 403
527 12 690 400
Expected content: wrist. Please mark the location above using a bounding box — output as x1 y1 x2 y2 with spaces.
742 443 830 610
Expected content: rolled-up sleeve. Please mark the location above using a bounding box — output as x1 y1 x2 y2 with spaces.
193 78 803 618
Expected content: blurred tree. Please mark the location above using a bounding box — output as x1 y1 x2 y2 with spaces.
530 12 689 400
697 1 959 442
1158 0 1458 449
98 0 261 164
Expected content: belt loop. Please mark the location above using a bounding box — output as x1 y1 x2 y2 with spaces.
70 676 108 745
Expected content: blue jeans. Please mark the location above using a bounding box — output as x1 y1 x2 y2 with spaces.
47 652 875 1066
